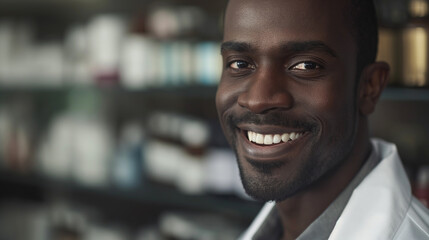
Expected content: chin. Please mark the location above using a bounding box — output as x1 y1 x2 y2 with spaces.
236 152 330 202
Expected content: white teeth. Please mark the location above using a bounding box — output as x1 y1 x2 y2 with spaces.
247 131 304 145
264 135 273 144
273 134 281 144
256 134 264 144
281 133 290 142
252 132 257 142
289 132 296 140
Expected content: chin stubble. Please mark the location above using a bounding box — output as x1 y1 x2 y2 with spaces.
236 149 326 202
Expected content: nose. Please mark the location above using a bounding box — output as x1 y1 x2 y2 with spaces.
237 68 293 114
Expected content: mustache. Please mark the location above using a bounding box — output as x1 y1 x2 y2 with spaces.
227 112 319 132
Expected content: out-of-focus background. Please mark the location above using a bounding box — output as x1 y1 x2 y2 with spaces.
0 0 428 239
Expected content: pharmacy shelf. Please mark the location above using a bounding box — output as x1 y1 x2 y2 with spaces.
0 84 218 97
0 168 262 222
381 87 429 101
0 0 225 19
0 0 105 20
119 84 219 98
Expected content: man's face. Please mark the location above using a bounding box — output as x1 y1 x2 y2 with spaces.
216 0 360 202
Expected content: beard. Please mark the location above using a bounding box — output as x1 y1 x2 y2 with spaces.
224 111 355 203
235 148 336 202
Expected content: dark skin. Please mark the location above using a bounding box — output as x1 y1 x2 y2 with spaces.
216 0 389 239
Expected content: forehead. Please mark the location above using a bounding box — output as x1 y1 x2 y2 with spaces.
224 0 355 54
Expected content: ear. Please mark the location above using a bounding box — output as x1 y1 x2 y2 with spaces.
358 62 390 115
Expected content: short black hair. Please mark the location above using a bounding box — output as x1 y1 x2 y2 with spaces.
349 0 379 79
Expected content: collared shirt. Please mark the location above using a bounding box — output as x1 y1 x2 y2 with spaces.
251 149 381 240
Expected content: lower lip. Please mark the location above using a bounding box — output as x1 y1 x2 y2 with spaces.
238 130 309 161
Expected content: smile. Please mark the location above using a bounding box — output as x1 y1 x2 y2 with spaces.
247 131 304 145
235 124 310 161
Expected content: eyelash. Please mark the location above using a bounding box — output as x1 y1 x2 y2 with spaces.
227 60 255 70
226 60 323 71
290 61 323 70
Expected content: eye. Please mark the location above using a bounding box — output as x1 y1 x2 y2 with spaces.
229 60 253 70
291 61 321 70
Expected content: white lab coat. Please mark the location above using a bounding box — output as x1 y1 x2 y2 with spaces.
240 139 429 240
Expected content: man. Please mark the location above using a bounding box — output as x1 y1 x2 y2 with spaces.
215 0 429 239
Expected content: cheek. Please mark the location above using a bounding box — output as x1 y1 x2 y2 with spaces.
216 80 240 138
299 79 357 132
311 67 355 108
215 78 242 116
215 87 228 116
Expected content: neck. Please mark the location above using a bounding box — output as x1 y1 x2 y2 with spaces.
276 119 372 240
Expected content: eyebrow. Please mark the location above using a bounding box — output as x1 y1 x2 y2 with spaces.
221 41 254 53
220 40 338 58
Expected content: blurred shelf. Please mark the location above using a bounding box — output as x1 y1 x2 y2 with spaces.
119 85 218 98
0 168 262 220
381 87 429 101
0 0 225 18
0 84 219 98
0 0 108 20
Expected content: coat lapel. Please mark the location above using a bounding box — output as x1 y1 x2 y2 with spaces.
328 140 411 240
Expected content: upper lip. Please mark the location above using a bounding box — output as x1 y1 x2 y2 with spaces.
237 123 307 134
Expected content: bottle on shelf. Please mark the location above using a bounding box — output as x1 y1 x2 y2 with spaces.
375 0 408 85
378 26 400 85
401 0 429 87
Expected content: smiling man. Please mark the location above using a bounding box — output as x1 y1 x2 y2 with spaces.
216 0 429 239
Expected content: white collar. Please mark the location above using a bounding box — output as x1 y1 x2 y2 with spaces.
239 139 411 240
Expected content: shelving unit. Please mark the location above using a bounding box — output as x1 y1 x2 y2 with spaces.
0 168 262 220
0 1 237 239
381 87 429 101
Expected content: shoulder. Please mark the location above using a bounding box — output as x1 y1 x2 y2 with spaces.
393 197 429 239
